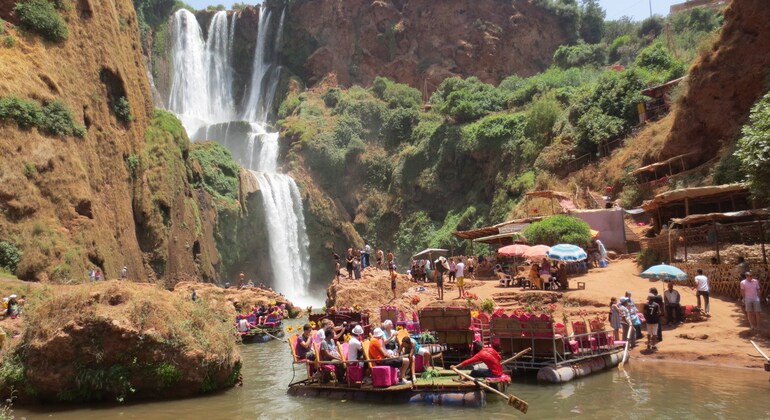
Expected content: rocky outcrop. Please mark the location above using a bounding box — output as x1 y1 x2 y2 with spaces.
276 0 569 90
0 1 221 284
8 281 240 402
654 0 770 167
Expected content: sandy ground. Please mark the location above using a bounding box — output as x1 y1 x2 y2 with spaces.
330 260 770 370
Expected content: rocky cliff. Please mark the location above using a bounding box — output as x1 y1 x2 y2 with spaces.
0 0 221 284
276 0 569 90
654 0 770 168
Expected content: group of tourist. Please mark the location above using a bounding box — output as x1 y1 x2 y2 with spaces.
294 318 433 384
332 246 393 283
236 303 286 333
606 259 764 352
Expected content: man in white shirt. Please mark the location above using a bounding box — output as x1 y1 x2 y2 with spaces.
347 325 364 367
741 271 762 330
693 269 710 316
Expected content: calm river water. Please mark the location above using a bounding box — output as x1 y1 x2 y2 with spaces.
14 336 770 419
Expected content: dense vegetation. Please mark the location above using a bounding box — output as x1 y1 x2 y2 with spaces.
279 6 725 262
0 97 85 138
736 89 770 201
14 0 68 42
522 215 592 247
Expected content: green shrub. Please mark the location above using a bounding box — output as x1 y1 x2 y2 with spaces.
480 298 496 314
126 154 140 177
0 97 41 128
321 87 341 108
736 89 770 201
553 42 607 69
636 248 664 268
371 77 422 109
113 96 133 123
2 35 15 48
461 113 527 155
381 107 419 149
522 215 592 247
525 92 563 146
0 241 22 273
431 77 506 123
39 100 77 136
188 142 240 203
278 93 301 118
14 0 68 42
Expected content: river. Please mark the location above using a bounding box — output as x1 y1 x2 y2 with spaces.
13 334 770 419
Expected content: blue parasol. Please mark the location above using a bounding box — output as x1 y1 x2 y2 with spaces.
640 263 688 281
546 244 588 261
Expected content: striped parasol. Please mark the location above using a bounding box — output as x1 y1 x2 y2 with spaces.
546 244 588 261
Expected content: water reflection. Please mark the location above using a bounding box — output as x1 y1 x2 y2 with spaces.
14 337 770 419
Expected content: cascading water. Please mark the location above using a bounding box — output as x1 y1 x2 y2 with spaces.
166 8 312 303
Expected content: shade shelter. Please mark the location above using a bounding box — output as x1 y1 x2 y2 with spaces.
412 248 448 260
670 208 770 264
641 183 753 234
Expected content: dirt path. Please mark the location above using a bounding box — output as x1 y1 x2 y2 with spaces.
463 259 770 369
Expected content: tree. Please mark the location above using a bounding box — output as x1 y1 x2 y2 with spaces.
579 0 605 44
522 215 592 247
736 90 770 201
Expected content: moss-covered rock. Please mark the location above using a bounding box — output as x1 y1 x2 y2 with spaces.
0 281 240 402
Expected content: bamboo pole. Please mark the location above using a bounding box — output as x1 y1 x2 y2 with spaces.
451 367 528 413
500 347 532 365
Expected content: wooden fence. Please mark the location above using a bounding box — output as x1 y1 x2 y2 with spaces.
672 263 770 300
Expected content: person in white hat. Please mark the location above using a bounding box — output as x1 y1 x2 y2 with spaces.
347 325 365 367
369 328 409 384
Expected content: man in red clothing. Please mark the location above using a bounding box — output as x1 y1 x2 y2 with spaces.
451 341 503 378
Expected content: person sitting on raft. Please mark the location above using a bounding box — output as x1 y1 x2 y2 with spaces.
370 328 409 384
400 335 432 382
314 318 344 344
451 340 503 378
382 320 398 350
295 324 314 360
320 327 345 380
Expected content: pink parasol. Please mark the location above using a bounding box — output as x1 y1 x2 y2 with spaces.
497 244 531 257
523 245 551 259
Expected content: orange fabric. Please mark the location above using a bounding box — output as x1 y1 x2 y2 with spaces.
369 338 389 360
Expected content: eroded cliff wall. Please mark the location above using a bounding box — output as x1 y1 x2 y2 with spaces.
277 0 569 90
0 0 220 283
655 0 770 167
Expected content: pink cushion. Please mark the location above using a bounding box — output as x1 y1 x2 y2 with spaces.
347 364 364 382
568 340 580 353
372 366 393 387
414 354 425 373
391 367 399 383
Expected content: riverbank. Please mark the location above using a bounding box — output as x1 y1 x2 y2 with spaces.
327 259 770 370
0 278 250 403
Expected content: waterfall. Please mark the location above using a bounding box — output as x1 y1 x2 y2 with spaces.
165 7 313 302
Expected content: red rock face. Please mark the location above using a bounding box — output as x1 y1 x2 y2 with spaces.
655 0 770 167
283 0 569 91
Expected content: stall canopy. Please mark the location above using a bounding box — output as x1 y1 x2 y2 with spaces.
412 248 448 260
453 216 545 245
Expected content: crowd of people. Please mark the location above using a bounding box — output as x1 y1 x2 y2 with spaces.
294 318 434 384
235 303 287 334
